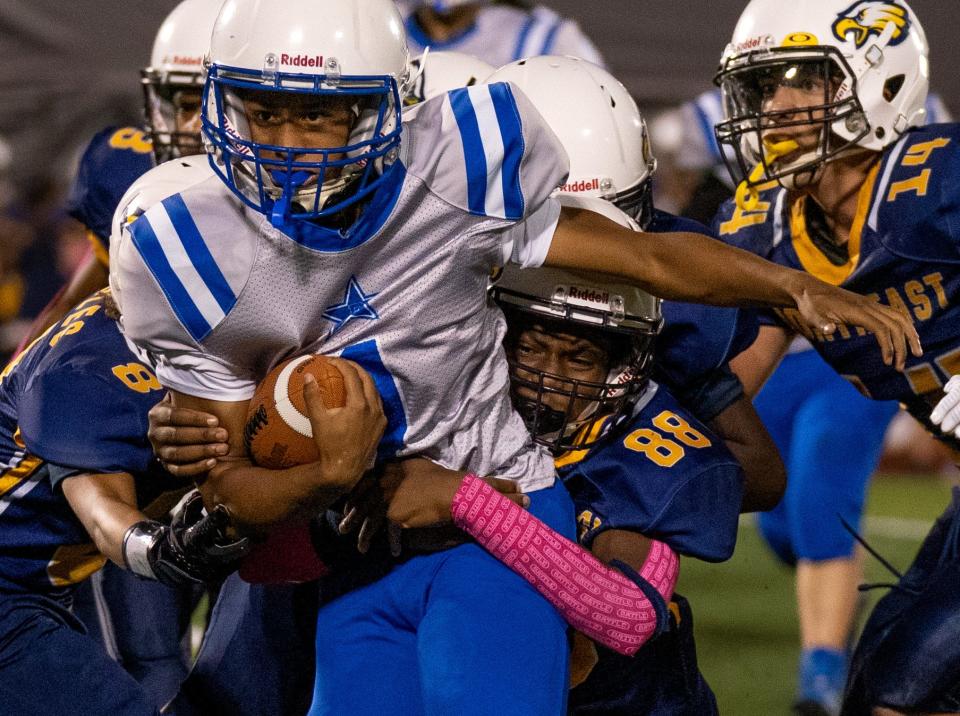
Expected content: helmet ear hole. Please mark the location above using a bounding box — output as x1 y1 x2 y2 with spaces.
883 74 906 102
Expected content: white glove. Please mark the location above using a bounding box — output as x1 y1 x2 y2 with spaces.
930 375 960 440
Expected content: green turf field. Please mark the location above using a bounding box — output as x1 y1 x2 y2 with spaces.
679 473 955 715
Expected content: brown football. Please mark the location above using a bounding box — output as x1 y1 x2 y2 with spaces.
244 354 346 469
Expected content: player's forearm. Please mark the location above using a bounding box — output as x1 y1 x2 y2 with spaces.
61 473 144 566
452 475 679 656
644 232 814 307
201 458 358 530
709 396 786 512
549 207 809 307
90 507 143 567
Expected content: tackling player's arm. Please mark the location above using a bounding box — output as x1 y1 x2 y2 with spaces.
60 471 142 567
61 473 246 586
168 359 387 531
377 460 678 656
729 325 794 399
709 394 785 512
546 207 920 370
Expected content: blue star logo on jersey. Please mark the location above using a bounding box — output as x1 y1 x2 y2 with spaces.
323 276 379 336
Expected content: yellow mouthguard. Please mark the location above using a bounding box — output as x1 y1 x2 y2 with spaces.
734 138 800 211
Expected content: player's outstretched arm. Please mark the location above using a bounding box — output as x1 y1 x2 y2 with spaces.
547 207 921 370
61 476 247 586
168 359 386 531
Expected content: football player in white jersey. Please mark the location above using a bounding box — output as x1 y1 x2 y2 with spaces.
397 0 606 68
109 0 918 713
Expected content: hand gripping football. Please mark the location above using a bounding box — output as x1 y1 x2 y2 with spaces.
239 354 345 584
244 354 346 469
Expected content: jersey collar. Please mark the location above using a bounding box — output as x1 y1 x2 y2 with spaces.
789 160 880 286
265 161 407 253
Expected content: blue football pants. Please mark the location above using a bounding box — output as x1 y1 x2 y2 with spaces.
309 480 576 716
0 590 159 716
72 560 200 708
754 349 898 564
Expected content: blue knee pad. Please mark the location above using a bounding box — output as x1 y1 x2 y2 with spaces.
756 502 797 566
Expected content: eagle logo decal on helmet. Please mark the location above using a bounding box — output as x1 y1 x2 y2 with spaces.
832 1 911 48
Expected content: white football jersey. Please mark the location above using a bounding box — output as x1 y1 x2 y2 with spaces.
110 82 568 491
397 2 605 68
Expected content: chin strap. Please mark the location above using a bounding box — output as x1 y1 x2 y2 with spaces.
735 138 800 211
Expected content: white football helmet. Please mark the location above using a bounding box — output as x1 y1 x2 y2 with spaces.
202 0 410 229
142 0 223 163
487 56 657 228
491 198 661 451
405 51 494 106
715 0 929 201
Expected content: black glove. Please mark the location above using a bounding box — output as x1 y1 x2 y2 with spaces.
122 491 250 587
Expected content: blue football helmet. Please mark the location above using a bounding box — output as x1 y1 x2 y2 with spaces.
202 0 410 229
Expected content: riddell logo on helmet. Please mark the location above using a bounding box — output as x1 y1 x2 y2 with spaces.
280 53 324 68
731 35 770 53
162 55 203 67
566 285 610 306
560 178 600 193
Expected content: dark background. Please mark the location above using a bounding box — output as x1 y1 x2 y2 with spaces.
0 0 956 179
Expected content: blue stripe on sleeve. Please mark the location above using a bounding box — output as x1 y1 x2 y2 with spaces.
129 215 211 342
540 20 563 54
488 83 525 220
448 88 488 216
162 194 236 315
512 16 536 60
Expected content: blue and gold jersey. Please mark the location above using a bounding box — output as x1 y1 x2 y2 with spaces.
715 123 960 427
0 290 182 598
558 383 744 563
650 210 758 422
65 126 154 266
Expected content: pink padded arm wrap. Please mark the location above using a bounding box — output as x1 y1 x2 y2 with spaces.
452 474 679 656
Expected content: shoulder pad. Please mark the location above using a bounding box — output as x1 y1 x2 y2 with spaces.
112 156 215 233
401 81 569 221
109 155 252 352
869 123 960 263
65 126 154 244
712 185 785 257
562 385 743 561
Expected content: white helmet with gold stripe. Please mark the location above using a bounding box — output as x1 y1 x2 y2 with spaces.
714 0 929 204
